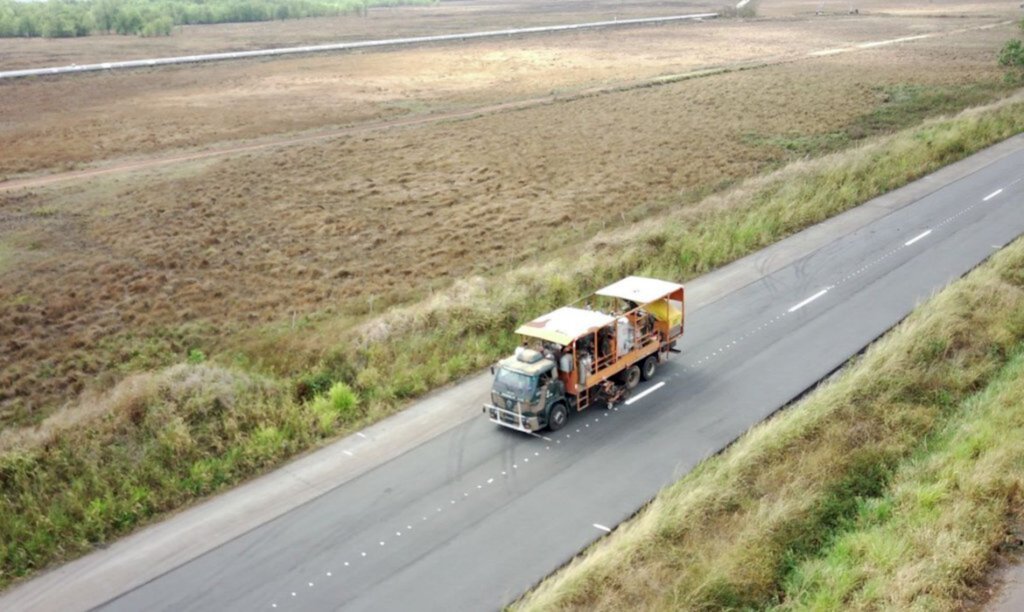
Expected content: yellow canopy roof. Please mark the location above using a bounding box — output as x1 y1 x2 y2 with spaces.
596 276 683 305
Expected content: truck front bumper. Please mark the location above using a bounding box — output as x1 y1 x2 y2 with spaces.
483 403 541 433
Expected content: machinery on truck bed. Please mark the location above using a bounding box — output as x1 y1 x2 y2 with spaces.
484 276 684 433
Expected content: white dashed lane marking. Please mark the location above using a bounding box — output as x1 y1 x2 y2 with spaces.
983 188 1003 201
904 229 932 246
787 287 830 313
625 382 666 406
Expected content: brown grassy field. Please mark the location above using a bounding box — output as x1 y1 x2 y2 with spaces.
0 2 1019 426
0 11 1014 179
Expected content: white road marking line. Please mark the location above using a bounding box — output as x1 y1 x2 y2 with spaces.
904 229 932 246
593 523 612 533
356 432 368 439
361 552 367 557
983 188 1003 201
625 381 666 406
308 582 314 587
379 541 385 546
994 244 1004 249
292 592 297 597
487 478 494 484
326 572 332 577
788 288 830 313
344 561 350 566
342 450 354 457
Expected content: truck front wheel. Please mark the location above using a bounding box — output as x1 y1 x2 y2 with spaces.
547 402 568 431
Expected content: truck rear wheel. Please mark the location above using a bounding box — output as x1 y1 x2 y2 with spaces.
624 365 641 390
547 402 568 431
641 355 657 381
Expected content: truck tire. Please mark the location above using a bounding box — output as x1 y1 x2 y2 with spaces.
624 365 641 390
547 402 568 432
641 355 657 381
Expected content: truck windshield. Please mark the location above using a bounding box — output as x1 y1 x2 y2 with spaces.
493 368 536 400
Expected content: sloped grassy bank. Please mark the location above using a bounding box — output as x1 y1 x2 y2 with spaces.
3 96 1024 591
514 233 1024 610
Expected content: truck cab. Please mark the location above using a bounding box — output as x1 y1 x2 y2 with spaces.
485 348 567 433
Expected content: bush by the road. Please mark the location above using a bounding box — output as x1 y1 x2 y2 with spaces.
999 19 1024 82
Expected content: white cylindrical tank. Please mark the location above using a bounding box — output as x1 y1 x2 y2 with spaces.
578 353 592 385
616 317 634 357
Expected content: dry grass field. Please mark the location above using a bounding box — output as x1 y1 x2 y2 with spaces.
0 8 1015 178
0 1 1020 426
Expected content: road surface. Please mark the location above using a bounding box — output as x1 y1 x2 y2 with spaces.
3 135 1023 611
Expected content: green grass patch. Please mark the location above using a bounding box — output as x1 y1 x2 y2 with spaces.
0 364 364 588
778 352 1024 610
514 226 1024 612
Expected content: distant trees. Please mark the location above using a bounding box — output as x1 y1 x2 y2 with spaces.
0 0 435 38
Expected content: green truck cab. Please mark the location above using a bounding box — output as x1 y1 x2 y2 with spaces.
486 349 568 432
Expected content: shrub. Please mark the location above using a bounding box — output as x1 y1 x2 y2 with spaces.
1000 38 1024 83
326 381 358 417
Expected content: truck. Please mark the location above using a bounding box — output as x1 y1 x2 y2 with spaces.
484 276 684 433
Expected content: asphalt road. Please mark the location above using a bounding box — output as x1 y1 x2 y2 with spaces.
3 135 1021 611
77 137 1023 611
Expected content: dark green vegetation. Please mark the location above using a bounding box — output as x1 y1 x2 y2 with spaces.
0 0 433 38
517 216 1024 611
1001 19 1024 83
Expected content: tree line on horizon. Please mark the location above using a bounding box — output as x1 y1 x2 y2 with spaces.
0 0 434 38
